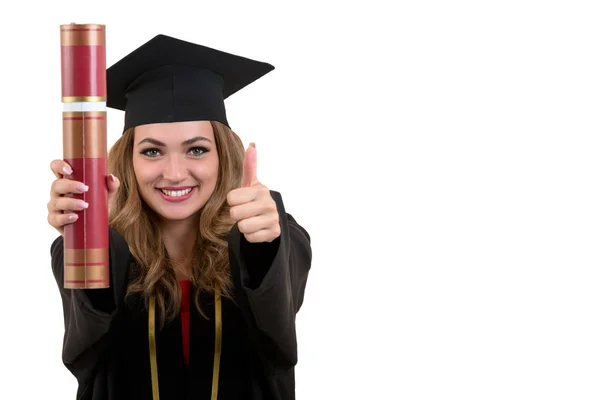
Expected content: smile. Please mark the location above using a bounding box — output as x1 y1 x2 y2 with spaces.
160 188 192 197
156 187 195 202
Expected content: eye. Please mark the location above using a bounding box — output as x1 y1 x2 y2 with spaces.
140 148 161 157
189 147 208 157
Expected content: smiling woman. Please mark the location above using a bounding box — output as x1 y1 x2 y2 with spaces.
133 121 221 223
46 33 312 400
108 119 246 302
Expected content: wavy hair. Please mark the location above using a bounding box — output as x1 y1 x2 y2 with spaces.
107 121 245 325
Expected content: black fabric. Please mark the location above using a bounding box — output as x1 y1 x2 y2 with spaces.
241 235 281 290
50 191 311 400
106 34 275 132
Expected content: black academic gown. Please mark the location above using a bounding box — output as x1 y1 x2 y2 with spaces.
50 191 311 400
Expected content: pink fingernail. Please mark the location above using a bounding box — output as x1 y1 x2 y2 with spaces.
63 166 73 175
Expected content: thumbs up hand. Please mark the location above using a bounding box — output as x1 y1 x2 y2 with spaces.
227 143 281 243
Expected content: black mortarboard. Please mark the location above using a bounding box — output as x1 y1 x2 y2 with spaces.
106 34 274 131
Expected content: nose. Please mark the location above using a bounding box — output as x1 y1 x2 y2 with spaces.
162 155 188 182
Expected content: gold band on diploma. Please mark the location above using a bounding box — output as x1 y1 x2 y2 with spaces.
62 96 107 102
60 24 105 46
64 264 109 281
63 248 109 289
65 281 109 289
63 112 107 158
64 248 108 264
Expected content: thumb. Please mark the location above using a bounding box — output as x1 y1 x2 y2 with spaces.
241 143 258 187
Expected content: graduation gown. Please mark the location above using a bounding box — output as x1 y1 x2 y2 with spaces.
50 191 311 400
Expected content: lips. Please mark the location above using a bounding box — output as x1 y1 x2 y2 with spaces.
156 186 196 203
160 188 192 197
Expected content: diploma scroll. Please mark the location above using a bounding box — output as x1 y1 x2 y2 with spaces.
60 23 109 289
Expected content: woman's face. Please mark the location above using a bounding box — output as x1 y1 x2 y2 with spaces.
132 121 219 222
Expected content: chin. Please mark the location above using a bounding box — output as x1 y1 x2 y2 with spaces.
157 210 200 222
151 199 202 219
154 201 205 221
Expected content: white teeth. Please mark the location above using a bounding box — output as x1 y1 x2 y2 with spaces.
160 188 192 197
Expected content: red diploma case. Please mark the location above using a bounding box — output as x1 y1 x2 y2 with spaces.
60 23 109 289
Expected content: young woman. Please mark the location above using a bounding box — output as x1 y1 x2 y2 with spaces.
47 34 311 400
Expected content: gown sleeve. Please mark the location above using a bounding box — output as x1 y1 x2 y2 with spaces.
50 227 132 385
228 190 312 370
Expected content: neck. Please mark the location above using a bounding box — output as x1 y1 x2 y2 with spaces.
160 215 199 280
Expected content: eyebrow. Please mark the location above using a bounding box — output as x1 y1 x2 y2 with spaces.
137 136 212 147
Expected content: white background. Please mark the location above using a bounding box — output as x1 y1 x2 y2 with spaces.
0 0 599 399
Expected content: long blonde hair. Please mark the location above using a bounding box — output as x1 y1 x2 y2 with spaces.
107 121 245 324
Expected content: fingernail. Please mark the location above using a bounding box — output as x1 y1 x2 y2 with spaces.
63 166 73 175
76 184 89 192
76 201 89 209
110 174 117 182
68 214 78 221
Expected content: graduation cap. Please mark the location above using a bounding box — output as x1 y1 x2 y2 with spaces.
106 34 274 131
